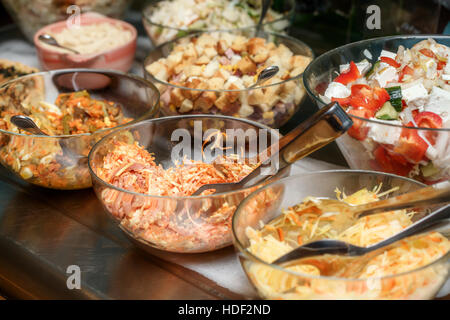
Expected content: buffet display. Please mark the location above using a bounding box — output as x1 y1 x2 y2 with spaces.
0 0 448 300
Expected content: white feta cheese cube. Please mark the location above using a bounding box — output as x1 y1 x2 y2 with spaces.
374 66 398 87
425 86 450 122
324 82 351 99
368 120 403 145
380 50 397 60
401 82 429 106
363 49 373 60
442 74 450 81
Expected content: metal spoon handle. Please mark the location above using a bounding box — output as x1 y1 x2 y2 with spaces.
255 102 353 169
355 180 450 218
255 0 272 36
248 66 279 89
10 115 48 136
366 204 450 253
240 102 353 186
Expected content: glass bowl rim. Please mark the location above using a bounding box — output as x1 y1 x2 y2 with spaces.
232 169 450 282
143 30 314 92
0 68 161 138
88 114 285 200
142 0 296 33
303 34 450 132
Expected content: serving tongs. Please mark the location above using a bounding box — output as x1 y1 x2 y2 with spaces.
273 181 450 266
10 115 86 165
191 102 353 195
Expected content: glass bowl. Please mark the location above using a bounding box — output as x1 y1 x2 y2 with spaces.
303 35 450 185
88 114 290 253
232 170 450 300
0 69 160 189
143 30 314 128
142 0 295 46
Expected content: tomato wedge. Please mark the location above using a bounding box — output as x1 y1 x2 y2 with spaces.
346 108 374 140
414 111 442 144
334 61 360 85
349 84 389 111
331 96 351 107
393 122 428 163
373 146 413 177
414 111 443 129
399 65 414 82
380 56 401 68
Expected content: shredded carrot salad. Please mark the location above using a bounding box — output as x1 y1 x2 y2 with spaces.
245 186 450 299
96 140 261 252
0 90 131 189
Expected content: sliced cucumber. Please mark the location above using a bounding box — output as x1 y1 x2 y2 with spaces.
375 101 399 120
365 61 380 78
421 162 439 178
385 86 402 112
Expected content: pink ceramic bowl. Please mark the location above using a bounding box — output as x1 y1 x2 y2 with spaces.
33 13 137 72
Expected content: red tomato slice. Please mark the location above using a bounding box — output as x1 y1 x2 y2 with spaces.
373 146 414 177
331 96 351 107
373 87 390 106
399 65 414 82
380 56 401 68
437 60 446 71
334 61 360 85
414 111 443 129
349 85 389 111
414 111 443 144
393 122 428 163
346 108 373 140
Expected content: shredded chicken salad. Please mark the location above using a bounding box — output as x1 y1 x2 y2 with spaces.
95 140 263 252
244 186 450 299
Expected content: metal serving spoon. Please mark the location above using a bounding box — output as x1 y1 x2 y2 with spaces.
248 66 279 89
307 180 450 231
38 34 80 54
255 0 272 36
10 115 85 163
191 102 353 195
273 203 450 266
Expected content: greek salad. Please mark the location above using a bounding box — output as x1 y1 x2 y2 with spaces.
321 38 450 183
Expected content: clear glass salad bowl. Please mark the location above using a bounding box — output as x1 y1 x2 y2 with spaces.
142 0 295 46
0 69 160 189
303 35 450 185
144 30 314 128
232 170 450 300
88 115 290 253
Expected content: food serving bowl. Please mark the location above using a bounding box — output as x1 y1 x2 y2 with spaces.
0 68 159 190
88 114 290 253
232 170 450 300
142 0 295 46
33 12 137 72
2 0 131 42
144 30 314 128
303 35 450 185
